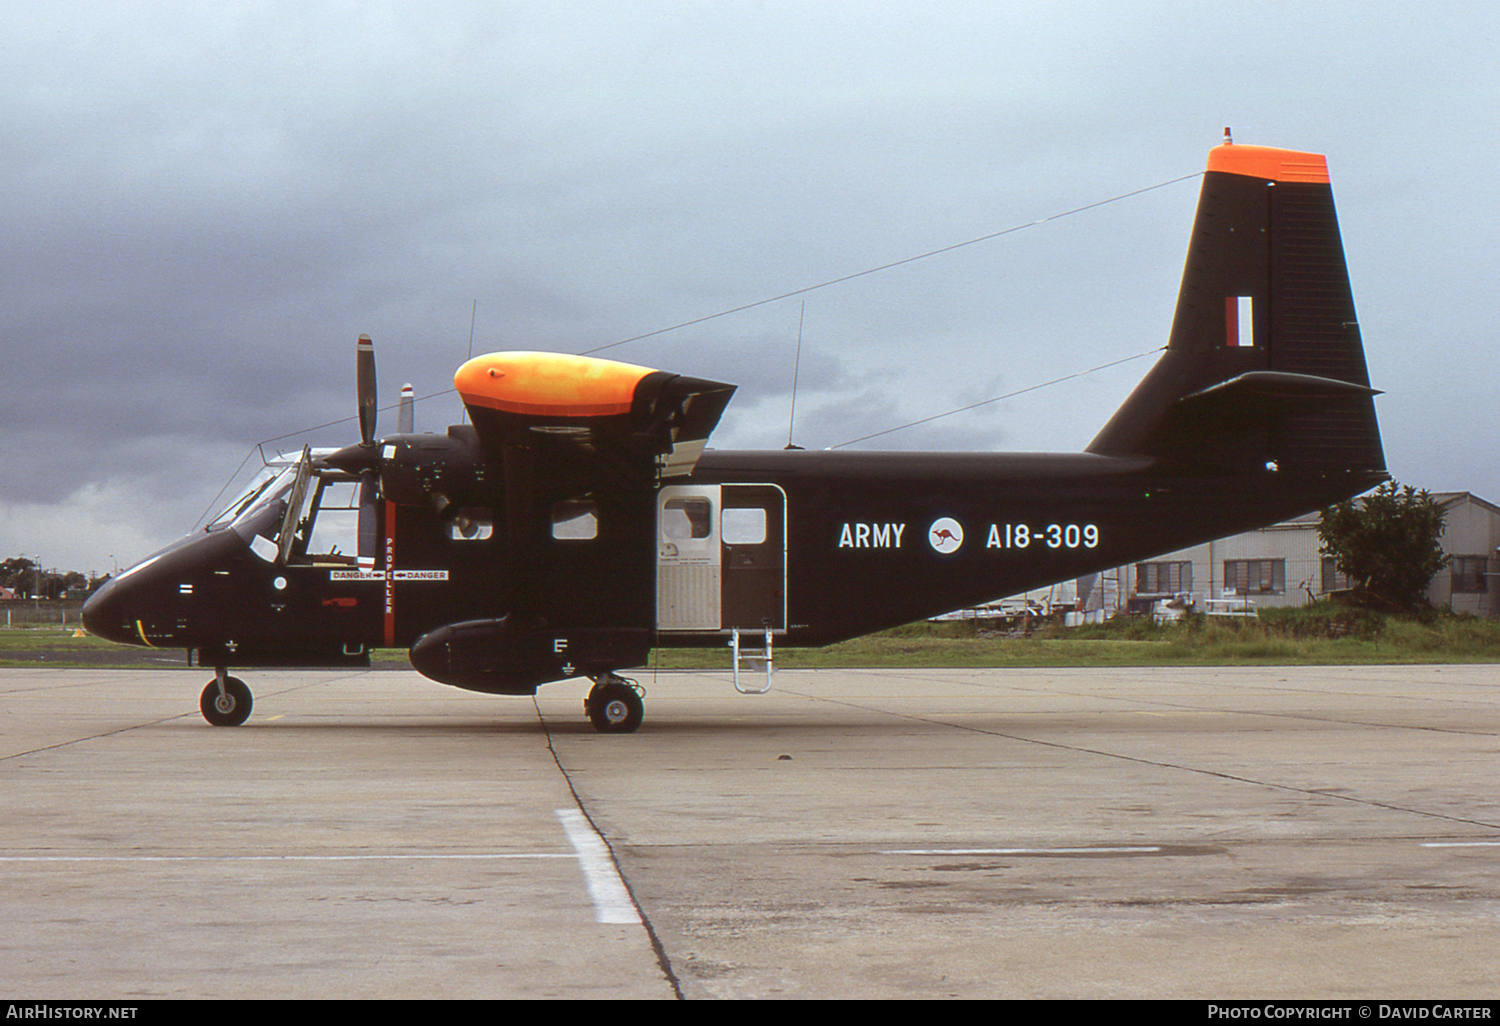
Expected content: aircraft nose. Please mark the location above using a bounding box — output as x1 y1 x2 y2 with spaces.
81 578 134 646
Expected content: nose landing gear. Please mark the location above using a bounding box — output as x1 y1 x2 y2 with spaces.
200 669 253 726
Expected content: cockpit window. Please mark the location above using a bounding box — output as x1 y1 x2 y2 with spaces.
302 478 361 560
225 458 375 565
221 467 298 533
207 466 292 531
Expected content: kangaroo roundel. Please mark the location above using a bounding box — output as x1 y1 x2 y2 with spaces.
928 518 964 554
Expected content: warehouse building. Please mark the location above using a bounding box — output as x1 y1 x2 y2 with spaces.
1117 492 1500 619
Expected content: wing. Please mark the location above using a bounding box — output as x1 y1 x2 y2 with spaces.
453 351 737 647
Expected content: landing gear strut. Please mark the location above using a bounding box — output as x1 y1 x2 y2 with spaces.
585 674 644 734
200 668 253 726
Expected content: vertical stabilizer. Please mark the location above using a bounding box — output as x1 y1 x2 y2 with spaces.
1087 142 1385 477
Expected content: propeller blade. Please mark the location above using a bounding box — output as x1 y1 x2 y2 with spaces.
357 334 377 447
397 383 414 434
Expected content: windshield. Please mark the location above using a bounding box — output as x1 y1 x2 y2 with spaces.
207 466 299 532
206 467 279 530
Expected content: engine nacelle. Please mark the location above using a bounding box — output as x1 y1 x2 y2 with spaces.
408 617 652 694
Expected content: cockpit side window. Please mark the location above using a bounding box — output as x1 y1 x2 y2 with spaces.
300 477 361 562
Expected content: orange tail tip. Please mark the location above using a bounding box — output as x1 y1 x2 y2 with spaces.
1207 143 1329 184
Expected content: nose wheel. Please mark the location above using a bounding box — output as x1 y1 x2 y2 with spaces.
200 672 253 726
585 674 644 734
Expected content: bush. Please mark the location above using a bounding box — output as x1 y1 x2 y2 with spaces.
1319 482 1449 612
1256 602 1384 641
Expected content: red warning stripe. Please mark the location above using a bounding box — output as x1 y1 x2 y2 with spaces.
384 501 396 647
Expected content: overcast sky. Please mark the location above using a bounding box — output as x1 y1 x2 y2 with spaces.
5 0 1497 576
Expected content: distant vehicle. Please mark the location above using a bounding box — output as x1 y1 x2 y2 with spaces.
1204 598 1258 618
84 139 1385 731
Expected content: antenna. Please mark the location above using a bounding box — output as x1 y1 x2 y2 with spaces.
463 299 477 424
466 299 477 363
785 302 806 450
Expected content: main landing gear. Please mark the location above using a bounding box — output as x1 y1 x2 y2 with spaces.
585 673 644 734
200 668 253 726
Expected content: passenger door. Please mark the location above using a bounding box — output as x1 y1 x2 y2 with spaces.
656 484 785 632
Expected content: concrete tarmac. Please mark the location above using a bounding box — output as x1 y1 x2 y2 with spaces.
3 663 1499 999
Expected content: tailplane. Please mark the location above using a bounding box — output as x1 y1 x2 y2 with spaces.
1088 140 1385 478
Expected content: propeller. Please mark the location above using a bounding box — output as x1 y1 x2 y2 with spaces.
353 336 380 567
357 333 377 447
323 333 387 474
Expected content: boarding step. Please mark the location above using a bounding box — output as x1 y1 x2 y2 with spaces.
729 627 775 694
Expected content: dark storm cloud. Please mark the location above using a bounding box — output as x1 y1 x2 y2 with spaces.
5 1 1499 572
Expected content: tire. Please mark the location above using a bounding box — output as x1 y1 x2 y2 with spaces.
200 676 253 727
587 679 643 734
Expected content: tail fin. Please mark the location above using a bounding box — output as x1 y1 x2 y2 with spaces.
1088 141 1385 477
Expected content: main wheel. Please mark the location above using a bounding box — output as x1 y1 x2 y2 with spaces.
200 676 253 727
586 677 643 734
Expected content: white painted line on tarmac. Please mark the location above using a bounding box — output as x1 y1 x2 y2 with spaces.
881 846 1162 856
0 853 575 862
556 807 642 925
1422 841 1500 848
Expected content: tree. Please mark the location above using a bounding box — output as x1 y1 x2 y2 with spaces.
1 558 88 599
1318 482 1449 611
1 557 38 595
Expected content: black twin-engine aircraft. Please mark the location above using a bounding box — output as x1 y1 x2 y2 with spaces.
83 140 1386 732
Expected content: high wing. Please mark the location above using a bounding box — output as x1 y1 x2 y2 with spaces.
405 353 736 693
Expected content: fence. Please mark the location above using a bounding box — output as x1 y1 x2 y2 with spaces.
0 600 87 629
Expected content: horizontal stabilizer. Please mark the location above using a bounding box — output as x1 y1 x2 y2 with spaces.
1176 370 1381 419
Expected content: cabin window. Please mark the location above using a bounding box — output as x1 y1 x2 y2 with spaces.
662 497 713 541
1135 560 1191 596
722 507 767 546
552 500 598 541
448 508 494 541
1452 556 1489 594
1224 559 1284 595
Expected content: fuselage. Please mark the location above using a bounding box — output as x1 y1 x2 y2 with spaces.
82 440 1383 677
